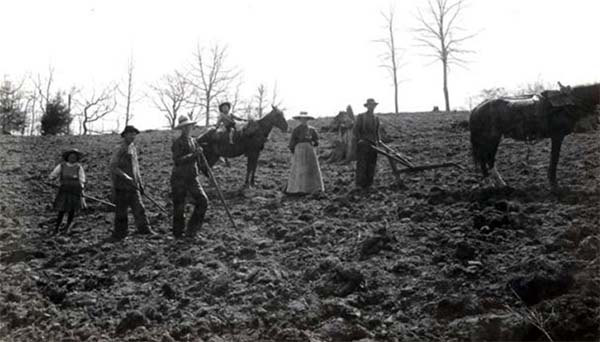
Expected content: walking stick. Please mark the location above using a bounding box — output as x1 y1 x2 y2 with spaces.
39 181 116 209
196 149 237 229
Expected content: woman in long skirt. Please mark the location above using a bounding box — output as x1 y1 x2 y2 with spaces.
285 112 324 194
49 149 87 234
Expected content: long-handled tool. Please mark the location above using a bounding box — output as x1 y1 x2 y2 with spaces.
126 182 168 214
39 181 116 209
196 149 237 229
378 142 415 168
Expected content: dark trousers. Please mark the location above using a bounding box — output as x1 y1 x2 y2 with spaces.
113 189 150 238
172 176 208 237
355 141 378 188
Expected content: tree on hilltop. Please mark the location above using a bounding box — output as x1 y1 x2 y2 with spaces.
41 93 72 135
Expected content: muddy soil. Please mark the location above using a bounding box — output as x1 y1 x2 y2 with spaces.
1 111 598 341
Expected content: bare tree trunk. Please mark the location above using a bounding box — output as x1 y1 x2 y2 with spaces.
389 18 399 115
125 66 133 126
376 8 403 115
442 60 450 111
205 94 211 126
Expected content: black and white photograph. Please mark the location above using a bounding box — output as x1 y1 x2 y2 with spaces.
0 0 598 341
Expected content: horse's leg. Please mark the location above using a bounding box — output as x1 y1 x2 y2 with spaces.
243 155 251 188
249 153 259 187
548 134 565 190
488 136 507 187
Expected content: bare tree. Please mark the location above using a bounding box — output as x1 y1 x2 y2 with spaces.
118 54 137 127
414 0 475 112
271 81 284 109
253 82 284 118
76 85 118 135
255 83 267 118
229 80 243 114
31 65 55 134
189 43 240 126
150 70 195 129
376 6 405 115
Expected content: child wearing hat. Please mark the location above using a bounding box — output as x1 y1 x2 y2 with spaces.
215 102 247 144
48 149 87 234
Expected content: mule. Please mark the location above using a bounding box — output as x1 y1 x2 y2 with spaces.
469 82 599 189
197 105 288 188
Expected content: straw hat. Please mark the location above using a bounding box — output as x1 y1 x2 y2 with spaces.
174 116 197 130
363 98 379 107
62 148 84 162
292 111 315 120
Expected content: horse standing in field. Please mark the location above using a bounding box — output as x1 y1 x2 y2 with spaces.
470 82 600 189
197 106 288 188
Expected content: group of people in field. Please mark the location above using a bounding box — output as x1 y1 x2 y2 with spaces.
48 98 386 239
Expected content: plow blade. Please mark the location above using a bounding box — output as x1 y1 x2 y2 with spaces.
371 144 464 174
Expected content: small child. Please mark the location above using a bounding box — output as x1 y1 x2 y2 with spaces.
48 149 87 234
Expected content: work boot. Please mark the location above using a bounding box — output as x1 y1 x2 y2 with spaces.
111 231 127 241
185 225 199 240
138 226 156 236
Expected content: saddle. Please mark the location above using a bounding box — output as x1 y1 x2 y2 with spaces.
199 121 260 146
505 94 541 109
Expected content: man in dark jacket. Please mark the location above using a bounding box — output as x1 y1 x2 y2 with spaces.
352 98 382 188
109 125 154 239
171 116 209 239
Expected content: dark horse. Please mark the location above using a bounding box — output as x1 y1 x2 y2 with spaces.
470 82 599 189
197 105 288 187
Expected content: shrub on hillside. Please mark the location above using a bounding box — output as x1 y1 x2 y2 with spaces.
41 94 72 136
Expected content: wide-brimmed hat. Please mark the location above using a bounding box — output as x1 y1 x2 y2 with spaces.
62 148 84 162
292 111 315 120
218 102 232 111
121 125 140 137
364 98 379 107
174 116 197 130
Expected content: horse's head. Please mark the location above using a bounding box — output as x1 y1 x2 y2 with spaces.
558 82 600 115
267 105 288 132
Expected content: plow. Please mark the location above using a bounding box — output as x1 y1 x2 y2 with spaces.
369 142 464 179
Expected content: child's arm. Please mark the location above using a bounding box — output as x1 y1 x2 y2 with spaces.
48 164 62 181
78 165 86 188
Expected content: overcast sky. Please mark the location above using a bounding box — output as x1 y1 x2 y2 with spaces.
1 0 598 131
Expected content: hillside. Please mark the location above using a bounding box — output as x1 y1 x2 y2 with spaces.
1 110 598 341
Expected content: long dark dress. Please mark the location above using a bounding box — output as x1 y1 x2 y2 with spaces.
286 124 324 194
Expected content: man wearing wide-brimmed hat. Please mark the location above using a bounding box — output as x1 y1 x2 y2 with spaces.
352 98 382 189
109 125 154 239
170 116 208 239
285 111 324 194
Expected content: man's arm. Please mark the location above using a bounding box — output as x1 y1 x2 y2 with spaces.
172 139 197 166
109 146 133 182
375 117 381 144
